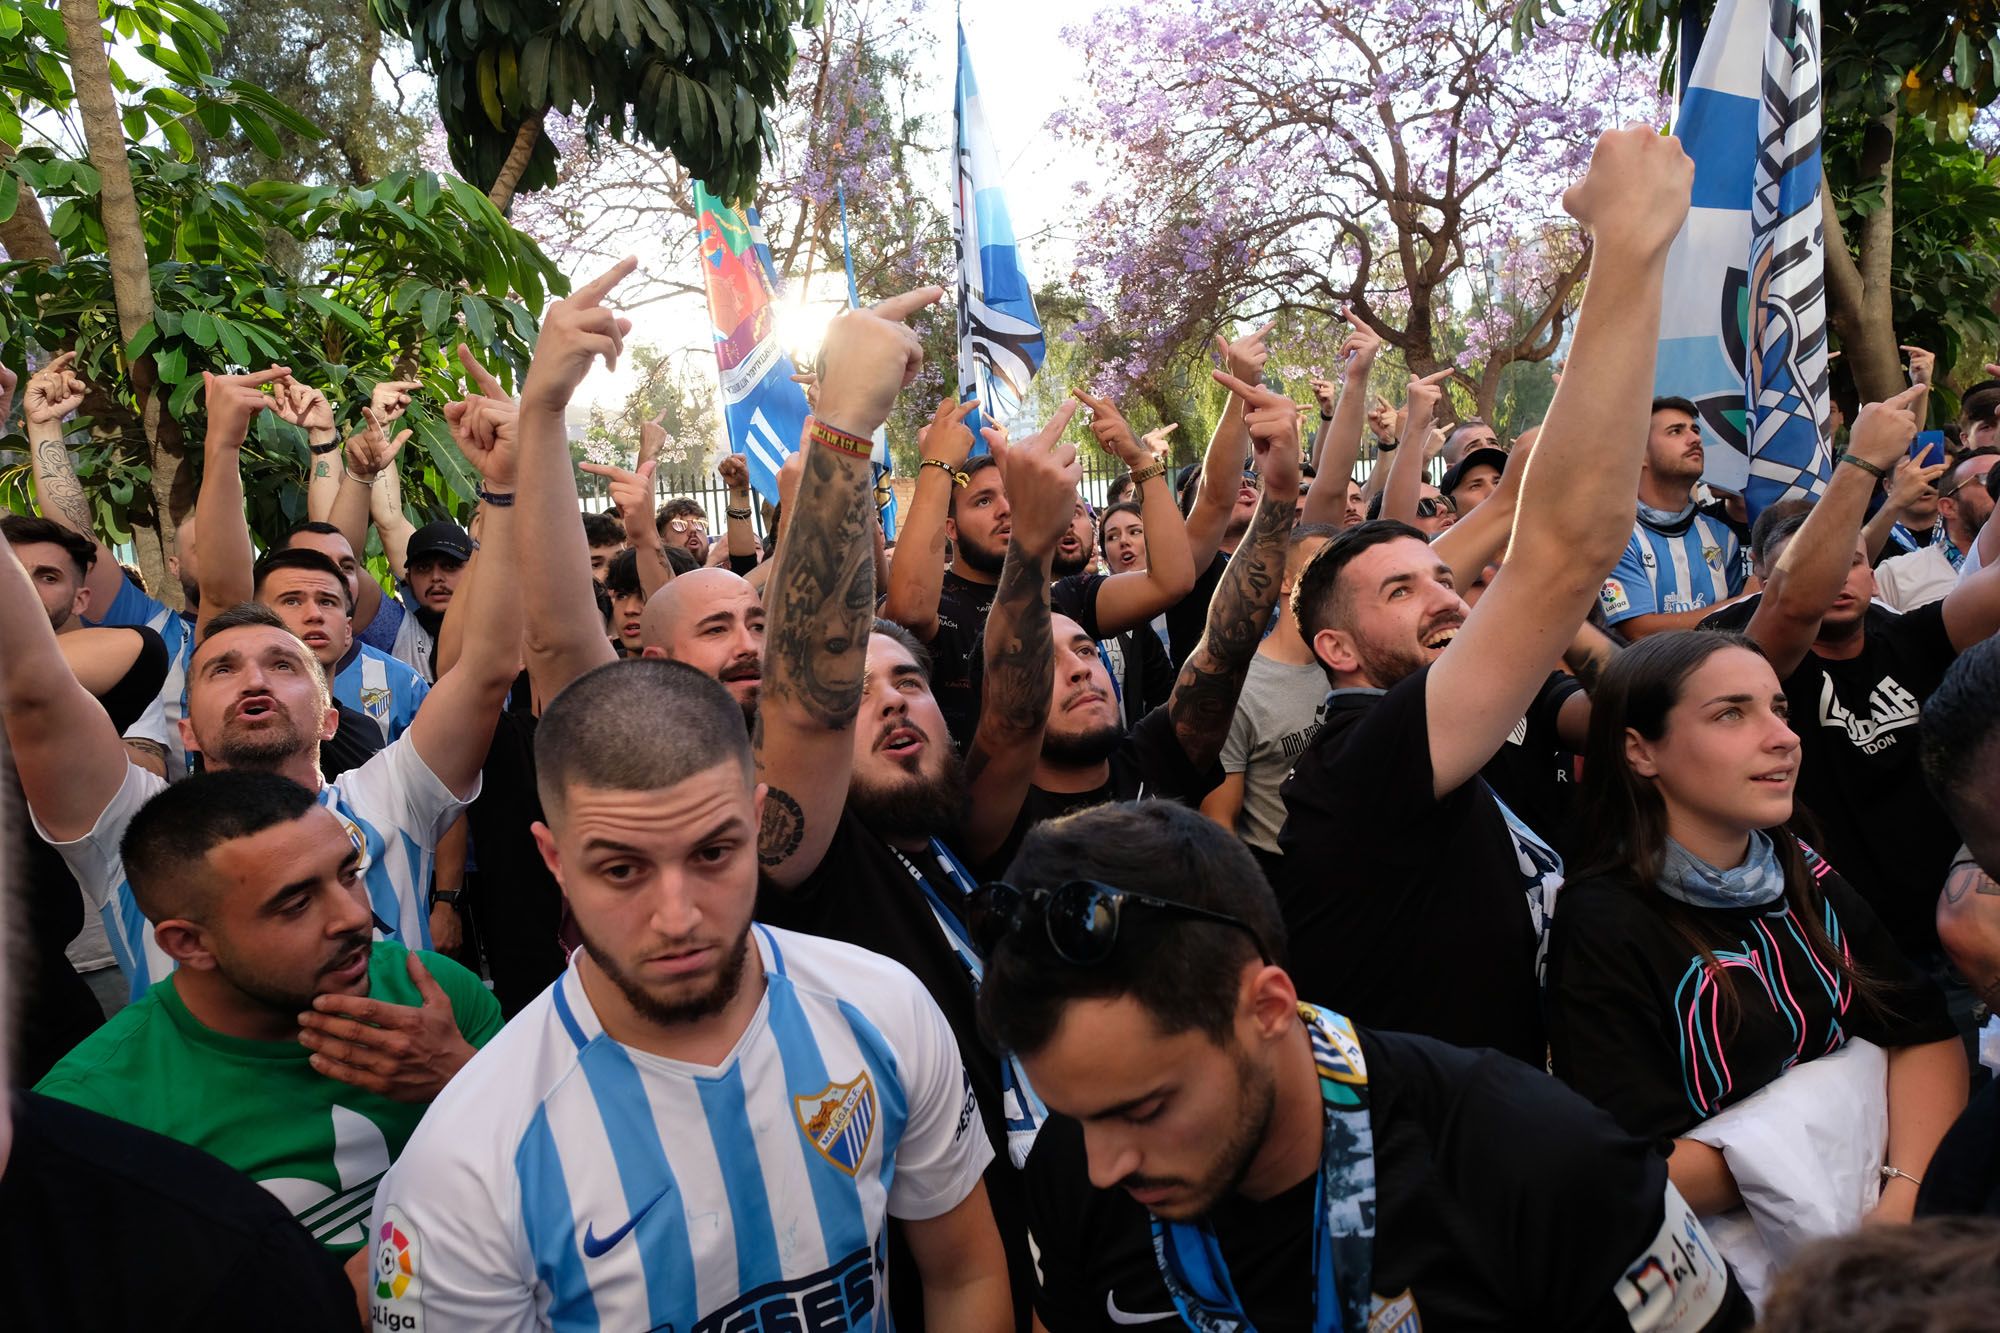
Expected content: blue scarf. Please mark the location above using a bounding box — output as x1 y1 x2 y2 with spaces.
1152 1005 1379 1332
1657 831 1786 910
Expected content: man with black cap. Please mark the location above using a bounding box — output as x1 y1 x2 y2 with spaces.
396 519 473 682
1439 443 1510 516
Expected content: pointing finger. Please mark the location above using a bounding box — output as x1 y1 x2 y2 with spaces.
1251 319 1277 340
456 343 507 399
1211 369 1260 400
1070 386 1112 413
238 366 294 387
1042 397 1082 442
1414 368 1455 386
870 285 946 323
573 256 639 305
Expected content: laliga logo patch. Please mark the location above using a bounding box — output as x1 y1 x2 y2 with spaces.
796 1072 878 1176
373 1206 424 1330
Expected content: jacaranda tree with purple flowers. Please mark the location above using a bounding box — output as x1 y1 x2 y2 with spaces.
1059 0 1663 417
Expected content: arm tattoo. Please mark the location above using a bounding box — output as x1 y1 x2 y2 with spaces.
758 787 806 868
964 542 1054 789
33 434 95 535
1170 489 1294 768
762 445 874 729
314 459 332 479
1942 859 2000 905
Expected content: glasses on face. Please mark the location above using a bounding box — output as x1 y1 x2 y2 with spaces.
967 879 1271 965
1940 452 1998 499
1415 496 1457 519
668 517 710 536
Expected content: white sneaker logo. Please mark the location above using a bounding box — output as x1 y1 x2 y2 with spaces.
1106 1289 1176 1325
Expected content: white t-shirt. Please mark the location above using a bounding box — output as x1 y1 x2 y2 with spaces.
1874 542 1958 612
367 926 992 1333
35 735 470 1000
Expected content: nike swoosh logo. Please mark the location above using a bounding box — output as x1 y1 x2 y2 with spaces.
581 1183 673 1259
1106 1290 1176 1325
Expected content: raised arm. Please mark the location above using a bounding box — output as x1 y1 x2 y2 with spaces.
1429 425 1537 592
1184 322 1270 565
957 403 1084 864
758 287 942 888
1074 389 1196 632
403 351 524 799
881 396 977 641
22 352 126 613
1301 311 1381 527
1165 372 1301 771
1746 387 1924 676
1378 369 1449 526
194 367 289 634
0 537 134 842
582 455 675 599
1862 456 1944 563
516 266 632 699
1423 126 1694 797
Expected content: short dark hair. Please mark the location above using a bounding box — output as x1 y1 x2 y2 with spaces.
253 547 355 614
284 520 345 543
1758 1216 2000 1333
1290 518 1427 648
1960 382 2000 428
199 601 296 644
2 514 96 580
534 658 753 817
603 547 643 599
582 512 625 548
665 545 700 577
978 801 1287 1058
121 770 319 921
656 497 706 534
948 456 1000 518
1749 498 1815 572
1651 395 1698 419
871 616 932 682
1922 635 2000 852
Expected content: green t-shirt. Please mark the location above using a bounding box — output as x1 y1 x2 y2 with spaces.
35 940 503 1253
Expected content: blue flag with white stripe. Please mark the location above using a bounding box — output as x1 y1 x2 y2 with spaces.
1656 0 1831 518
695 181 811 505
954 22 1044 440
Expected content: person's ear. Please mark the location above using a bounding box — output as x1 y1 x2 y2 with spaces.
317 704 339 743
72 583 92 620
156 917 218 970
1312 627 1358 677
1624 727 1660 779
531 820 565 889
1242 959 1300 1045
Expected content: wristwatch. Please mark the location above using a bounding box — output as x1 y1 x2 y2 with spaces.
431 888 464 910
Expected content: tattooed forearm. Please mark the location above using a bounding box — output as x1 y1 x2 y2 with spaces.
32 433 95 536
762 444 875 729
1170 489 1294 768
1942 858 2000 905
974 540 1056 751
1564 622 1620 693
758 787 806 867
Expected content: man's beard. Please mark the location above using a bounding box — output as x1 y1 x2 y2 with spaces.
1051 546 1091 578
1351 629 1432 689
217 931 372 1016
207 711 311 768
1128 1043 1277 1222
579 916 754 1027
45 605 71 632
717 657 761 731
850 746 968 840
1042 720 1124 767
953 531 1006 577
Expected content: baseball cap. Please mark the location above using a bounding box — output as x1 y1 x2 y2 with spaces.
406 520 473 565
1440 446 1509 498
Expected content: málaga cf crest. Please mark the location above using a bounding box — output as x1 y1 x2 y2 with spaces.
795 1072 878 1176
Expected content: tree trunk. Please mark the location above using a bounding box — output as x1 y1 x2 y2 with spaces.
59 0 186 605
487 112 545 213
0 146 59 264
1822 108 1904 403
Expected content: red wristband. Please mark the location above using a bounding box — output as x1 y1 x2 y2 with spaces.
808 418 875 459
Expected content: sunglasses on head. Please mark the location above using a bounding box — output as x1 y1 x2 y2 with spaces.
967 879 1270 965
1416 496 1457 518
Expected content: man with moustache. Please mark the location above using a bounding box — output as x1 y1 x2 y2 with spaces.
35 770 501 1255
638 566 765 725
884 392 1195 747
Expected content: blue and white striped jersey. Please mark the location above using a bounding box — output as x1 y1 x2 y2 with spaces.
33 735 469 1000
91 573 195 773
334 642 431 744
367 926 992 1333
1599 510 1745 625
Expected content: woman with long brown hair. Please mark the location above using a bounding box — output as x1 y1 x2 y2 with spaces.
1546 630 1964 1226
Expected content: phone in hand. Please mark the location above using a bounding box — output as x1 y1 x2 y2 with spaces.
1910 431 1946 468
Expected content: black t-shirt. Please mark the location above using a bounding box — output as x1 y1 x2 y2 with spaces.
318 703 385 783
1276 669 1555 1065
1478 671 1584 863
463 692 568 1017
1165 550 1229 665
1916 1076 2000 1219
1777 602 1963 956
980 703 1223 878
754 813 1034 1329
1547 860 1956 1146
1023 1027 1753 1332
930 569 1111 750
0 1091 361 1332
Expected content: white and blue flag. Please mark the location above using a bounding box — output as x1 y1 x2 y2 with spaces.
1656 0 1831 517
954 22 1045 439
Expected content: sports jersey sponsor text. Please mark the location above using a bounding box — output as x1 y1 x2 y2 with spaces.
690 1243 877 1333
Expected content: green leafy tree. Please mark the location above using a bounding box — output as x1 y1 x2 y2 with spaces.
368 0 821 212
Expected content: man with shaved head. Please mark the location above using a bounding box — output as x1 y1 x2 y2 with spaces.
638 565 765 725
